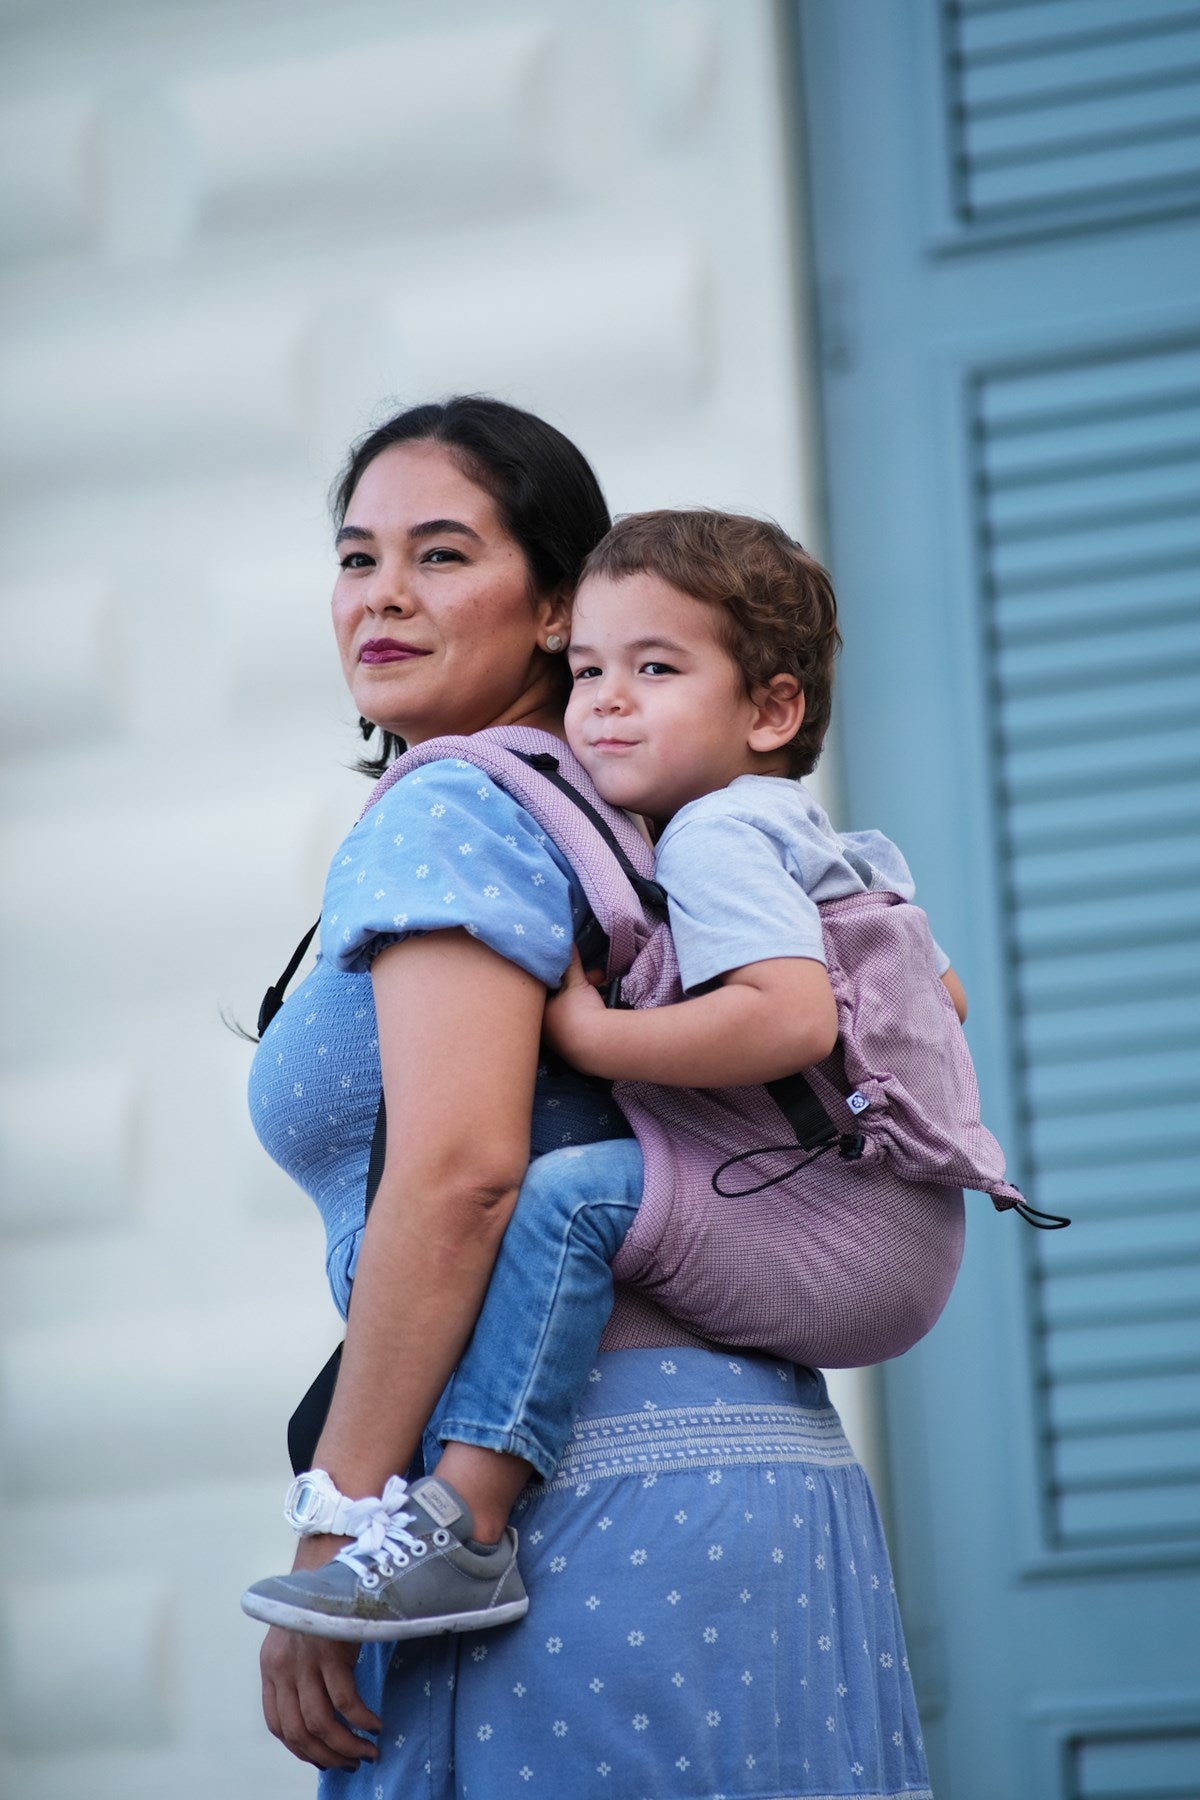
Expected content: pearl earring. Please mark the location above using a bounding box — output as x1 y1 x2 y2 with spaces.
546 634 565 652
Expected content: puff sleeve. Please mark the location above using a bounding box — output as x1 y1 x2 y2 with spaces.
321 759 586 988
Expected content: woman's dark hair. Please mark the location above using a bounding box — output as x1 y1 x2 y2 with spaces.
334 396 611 774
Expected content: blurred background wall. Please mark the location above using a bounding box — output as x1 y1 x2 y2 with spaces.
0 3 828 1795
2 1 1198 1797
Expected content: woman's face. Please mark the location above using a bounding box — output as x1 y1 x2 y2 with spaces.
332 440 570 744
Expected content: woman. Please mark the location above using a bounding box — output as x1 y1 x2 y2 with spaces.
250 396 932 1798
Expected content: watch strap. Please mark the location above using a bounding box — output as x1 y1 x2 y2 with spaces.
284 1470 356 1537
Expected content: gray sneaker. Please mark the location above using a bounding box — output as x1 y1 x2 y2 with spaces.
240 1475 529 1642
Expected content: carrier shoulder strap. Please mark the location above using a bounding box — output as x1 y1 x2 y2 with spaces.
364 726 667 976
508 750 668 918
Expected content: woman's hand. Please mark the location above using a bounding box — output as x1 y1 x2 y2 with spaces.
260 1627 379 1770
258 1537 380 1770
543 947 608 1067
259 1533 379 1771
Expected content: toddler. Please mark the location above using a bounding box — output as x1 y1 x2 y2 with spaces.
243 509 964 1641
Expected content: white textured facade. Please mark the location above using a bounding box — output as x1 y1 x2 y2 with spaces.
0 3 841 1793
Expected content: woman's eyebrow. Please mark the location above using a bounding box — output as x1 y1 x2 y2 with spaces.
334 519 485 547
408 518 484 544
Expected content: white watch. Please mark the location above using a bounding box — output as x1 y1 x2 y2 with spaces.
283 1469 357 1537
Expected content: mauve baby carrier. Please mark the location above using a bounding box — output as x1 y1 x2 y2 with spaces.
370 726 1058 1369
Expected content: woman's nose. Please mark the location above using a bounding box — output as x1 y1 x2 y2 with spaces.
364 560 411 616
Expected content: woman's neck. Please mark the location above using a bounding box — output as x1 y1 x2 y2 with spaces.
488 694 567 741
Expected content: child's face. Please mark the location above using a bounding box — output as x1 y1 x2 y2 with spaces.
565 571 766 824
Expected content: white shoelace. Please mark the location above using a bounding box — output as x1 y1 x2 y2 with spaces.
334 1476 433 1583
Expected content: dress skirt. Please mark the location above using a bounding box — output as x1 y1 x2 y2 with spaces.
321 1347 932 1800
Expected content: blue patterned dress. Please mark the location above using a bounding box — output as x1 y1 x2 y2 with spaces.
249 761 932 1800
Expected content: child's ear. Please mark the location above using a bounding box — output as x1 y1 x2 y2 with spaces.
748 673 805 754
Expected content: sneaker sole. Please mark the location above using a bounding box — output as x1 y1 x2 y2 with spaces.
241 1590 530 1641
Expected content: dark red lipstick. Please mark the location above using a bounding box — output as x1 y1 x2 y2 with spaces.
359 638 431 664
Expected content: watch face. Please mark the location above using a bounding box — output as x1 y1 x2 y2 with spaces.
291 1480 322 1524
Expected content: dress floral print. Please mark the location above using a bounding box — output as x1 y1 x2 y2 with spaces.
325 1355 929 1800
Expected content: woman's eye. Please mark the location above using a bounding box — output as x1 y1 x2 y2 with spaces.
422 547 465 565
339 551 374 570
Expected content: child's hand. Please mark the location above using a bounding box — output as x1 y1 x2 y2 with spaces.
544 947 608 1066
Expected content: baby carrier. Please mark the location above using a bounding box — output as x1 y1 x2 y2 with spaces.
351 725 1064 1371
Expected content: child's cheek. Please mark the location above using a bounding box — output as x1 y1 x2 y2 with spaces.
563 693 586 753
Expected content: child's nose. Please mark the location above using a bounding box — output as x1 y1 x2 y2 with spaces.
594 678 628 712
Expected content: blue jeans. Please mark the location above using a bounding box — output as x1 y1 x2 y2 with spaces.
432 1138 644 1480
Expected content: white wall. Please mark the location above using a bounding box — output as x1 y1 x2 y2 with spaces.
0 3 861 1792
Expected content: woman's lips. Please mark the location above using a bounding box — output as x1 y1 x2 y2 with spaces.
358 639 431 664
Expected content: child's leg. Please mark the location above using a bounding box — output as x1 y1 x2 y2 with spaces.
430 1138 644 1523
239 1139 643 1642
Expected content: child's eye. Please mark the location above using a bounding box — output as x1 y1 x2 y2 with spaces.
570 665 601 682
641 660 677 676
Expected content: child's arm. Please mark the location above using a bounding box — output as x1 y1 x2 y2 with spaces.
544 948 838 1088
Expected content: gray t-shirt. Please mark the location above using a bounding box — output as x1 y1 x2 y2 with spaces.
654 775 949 992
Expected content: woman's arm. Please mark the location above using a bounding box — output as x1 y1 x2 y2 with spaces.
260 926 546 1770
544 950 838 1087
316 927 545 1493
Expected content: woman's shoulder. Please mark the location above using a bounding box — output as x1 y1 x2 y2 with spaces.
367 753 536 826
322 759 582 981
348 757 571 874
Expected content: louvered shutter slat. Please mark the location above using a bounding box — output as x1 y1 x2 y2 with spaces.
975 335 1200 1549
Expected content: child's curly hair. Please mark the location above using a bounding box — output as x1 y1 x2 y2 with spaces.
580 509 841 777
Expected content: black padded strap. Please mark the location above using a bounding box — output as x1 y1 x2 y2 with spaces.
507 750 669 918
287 1343 341 1475
286 1089 387 1475
764 1072 842 1152
258 917 320 1036
364 1092 387 1217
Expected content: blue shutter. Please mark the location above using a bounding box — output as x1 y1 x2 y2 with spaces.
797 0 1200 1791
1071 1725 1200 1798
943 0 1200 227
973 338 1200 1550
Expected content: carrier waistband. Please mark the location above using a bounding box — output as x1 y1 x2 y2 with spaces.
540 1348 858 1491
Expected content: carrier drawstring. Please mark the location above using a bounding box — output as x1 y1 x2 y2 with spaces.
712 1131 866 1198
1011 1200 1072 1230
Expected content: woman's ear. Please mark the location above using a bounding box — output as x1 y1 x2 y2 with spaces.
748 673 805 755
536 585 573 655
